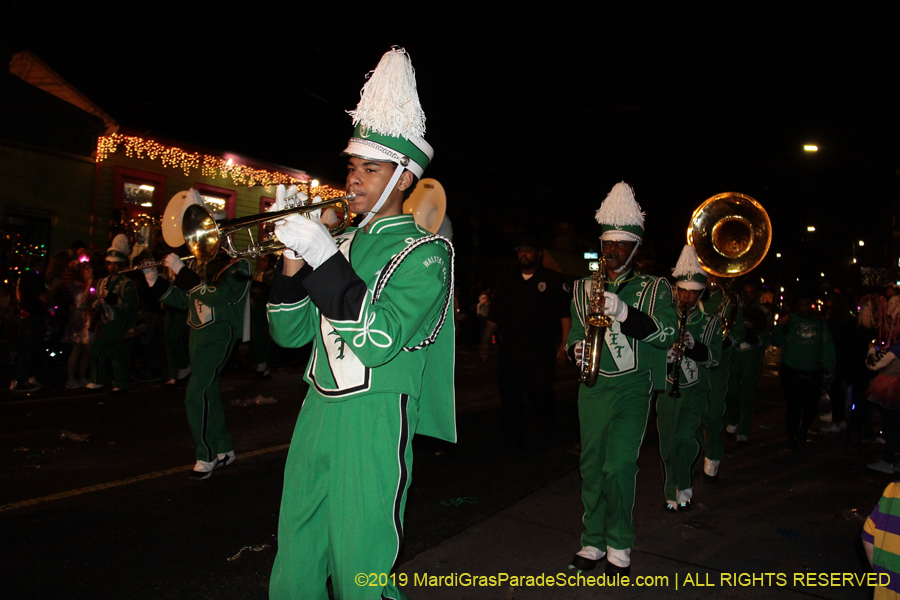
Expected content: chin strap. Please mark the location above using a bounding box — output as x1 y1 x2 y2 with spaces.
613 241 641 274
357 163 407 228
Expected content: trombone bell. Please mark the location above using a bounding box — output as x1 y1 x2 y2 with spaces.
182 195 353 263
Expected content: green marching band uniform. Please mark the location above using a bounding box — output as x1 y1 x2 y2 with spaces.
658 245 724 510
148 258 251 466
698 285 745 479
567 182 678 573
725 294 773 439
266 48 455 600
90 234 138 391
267 217 455 600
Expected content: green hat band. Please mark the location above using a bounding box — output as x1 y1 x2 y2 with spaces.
351 124 431 171
600 223 644 239
677 272 708 284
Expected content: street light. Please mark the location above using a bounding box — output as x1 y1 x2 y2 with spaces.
807 226 816 232
804 144 819 152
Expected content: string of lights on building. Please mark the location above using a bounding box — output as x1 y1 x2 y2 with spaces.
96 134 345 199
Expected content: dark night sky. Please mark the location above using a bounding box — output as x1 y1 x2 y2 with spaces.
5 2 900 284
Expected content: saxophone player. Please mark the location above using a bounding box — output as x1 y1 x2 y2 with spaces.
567 182 678 576
658 245 724 512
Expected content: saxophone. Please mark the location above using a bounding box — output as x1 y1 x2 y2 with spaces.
668 304 690 398
580 257 613 387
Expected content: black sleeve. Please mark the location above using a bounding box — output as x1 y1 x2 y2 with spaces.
173 267 202 291
618 307 659 340
684 340 709 362
269 256 314 305
301 252 368 320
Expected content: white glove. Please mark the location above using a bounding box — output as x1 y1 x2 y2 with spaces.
274 216 337 269
573 341 584 367
141 262 158 286
602 292 629 321
163 253 184 275
667 346 677 363
270 184 302 214
681 331 696 349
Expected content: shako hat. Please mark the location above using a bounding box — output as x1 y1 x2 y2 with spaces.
343 47 433 227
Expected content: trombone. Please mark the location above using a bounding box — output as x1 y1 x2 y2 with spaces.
183 194 354 263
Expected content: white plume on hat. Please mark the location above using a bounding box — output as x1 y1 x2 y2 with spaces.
348 47 426 140
672 244 708 290
594 182 645 228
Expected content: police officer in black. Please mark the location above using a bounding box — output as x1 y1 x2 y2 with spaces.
480 235 572 448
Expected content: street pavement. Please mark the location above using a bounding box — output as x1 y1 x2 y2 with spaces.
0 346 890 599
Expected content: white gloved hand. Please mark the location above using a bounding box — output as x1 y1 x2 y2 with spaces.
270 184 301 214
573 341 584 367
602 292 629 321
870 351 897 371
163 253 184 275
681 331 696 349
274 216 337 269
667 346 677 364
141 262 158 286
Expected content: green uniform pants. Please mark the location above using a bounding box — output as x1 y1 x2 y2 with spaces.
657 387 706 502
185 325 235 462
90 318 132 390
701 347 733 461
578 374 653 551
725 348 765 437
270 391 417 600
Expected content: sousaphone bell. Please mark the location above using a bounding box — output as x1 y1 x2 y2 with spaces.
687 192 772 277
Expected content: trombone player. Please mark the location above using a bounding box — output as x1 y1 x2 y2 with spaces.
567 182 678 576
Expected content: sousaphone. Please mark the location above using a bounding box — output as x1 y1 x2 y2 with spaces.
688 192 772 277
162 190 201 248
404 178 446 234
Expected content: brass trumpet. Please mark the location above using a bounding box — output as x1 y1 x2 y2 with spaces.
182 194 354 263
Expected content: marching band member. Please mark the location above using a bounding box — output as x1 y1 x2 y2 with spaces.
87 233 137 393
567 182 678 576
658 245 723 512
143 251 251 479
724 279 773 443
697 274 745 482
266 48 455 600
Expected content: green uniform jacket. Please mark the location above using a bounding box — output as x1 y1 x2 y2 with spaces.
155 259 251 333
567 270 679 390
666 306 724 391
771 314 836 372
267 214 456 443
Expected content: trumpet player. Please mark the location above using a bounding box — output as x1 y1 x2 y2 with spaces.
265 48 455 600
658 245 723 513
566 182 678 576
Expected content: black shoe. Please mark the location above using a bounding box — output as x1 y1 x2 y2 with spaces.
605 562 631 577
255 369 271 381
663 502 679 513
703 473 719 484
677 500 693 513
570 553 604 572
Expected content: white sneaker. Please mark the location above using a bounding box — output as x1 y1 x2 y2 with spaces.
725 424 738 434
820 412 833 423
867 459 896 474
820 423 842 433
65 379 85 390
190 459 219 480
217 450 236 467
85 382 104 390
736 434 748 443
